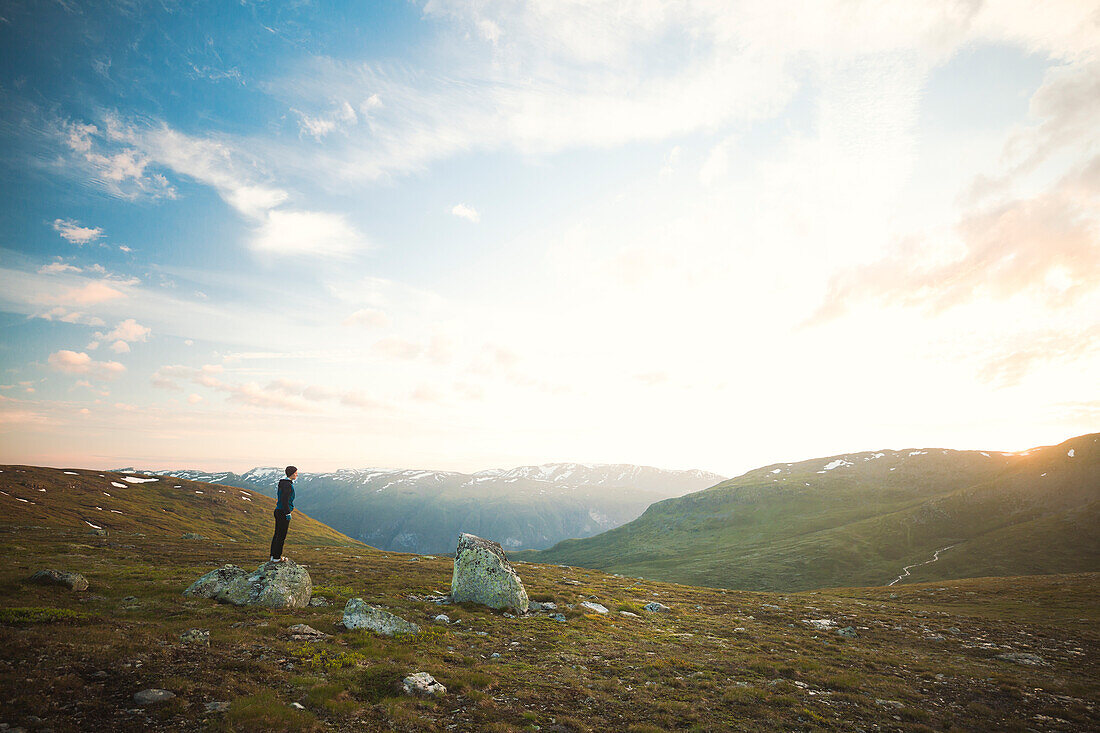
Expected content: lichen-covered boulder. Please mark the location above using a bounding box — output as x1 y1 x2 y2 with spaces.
183 560 311 609
342 598 420 636
29 569 89 591
402 672 446 697
450 533 529 613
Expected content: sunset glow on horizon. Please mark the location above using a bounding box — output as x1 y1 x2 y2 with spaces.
0 1 1097 476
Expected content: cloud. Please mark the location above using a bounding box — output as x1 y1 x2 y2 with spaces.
102 318 151 343
342 308 392 328
53 219 104 245
109 340 130 353
187 393 203 404
151 365 382 412
44 281 127 306
977 325 1100 387
451 203 480 223
296 100 358 139
37 306 105 326
46 350 126 379
58 120 175 200
810 154 1100 323
38 261 83 274
252 209 368 257
373 337 421 360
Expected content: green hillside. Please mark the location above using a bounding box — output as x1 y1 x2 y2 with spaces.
1 496 1097 730
0 465 361 548
525 434 1100 591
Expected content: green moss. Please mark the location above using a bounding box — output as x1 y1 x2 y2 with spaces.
0 606 90 624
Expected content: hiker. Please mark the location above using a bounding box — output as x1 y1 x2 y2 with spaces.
270 465 296 562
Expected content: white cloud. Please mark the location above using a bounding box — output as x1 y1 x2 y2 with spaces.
297 100 358 139
46 350 126 380
187 393 203 404
102 318 151 343
451 203 481 223
342 308 392 328
52 219 104 245
38 261 82 274
252 209 368 257
109 340 130 353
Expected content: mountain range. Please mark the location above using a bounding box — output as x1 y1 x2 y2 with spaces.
121 463 725 554
523 433 1100 591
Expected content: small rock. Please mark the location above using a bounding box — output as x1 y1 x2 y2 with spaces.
619 611 640 618
490 652 501 658
402 672 446 697
875 699 904 709
433 614 450 624
503 612 516 618
285 624 330 641
308 596 330 607
181 532 206 540
643 602 671 613
180 628 210 646
204 701 230 713
550 613 567 622
996 652 1047 666
581 601 609 614
290 702 305 710
342 598 420 636
87 528 108 537
926 634 946 642
134 689 175 705
836 626 857 638
28 569 89 591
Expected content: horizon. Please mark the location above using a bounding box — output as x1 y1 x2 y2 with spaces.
1 2 1097 476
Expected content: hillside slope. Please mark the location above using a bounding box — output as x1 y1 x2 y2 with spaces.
525 434 1100 591
0 465 360 547
128 463 724 553
1 513 1097 730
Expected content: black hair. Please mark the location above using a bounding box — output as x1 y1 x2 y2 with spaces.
285 465 297 478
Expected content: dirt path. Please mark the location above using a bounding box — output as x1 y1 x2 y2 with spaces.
888 544 957 586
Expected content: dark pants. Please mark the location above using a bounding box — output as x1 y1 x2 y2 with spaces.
270 511 290 558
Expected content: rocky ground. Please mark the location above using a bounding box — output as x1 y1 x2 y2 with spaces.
0 523 1097 732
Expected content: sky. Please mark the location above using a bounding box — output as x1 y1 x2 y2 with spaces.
0 0 1097 476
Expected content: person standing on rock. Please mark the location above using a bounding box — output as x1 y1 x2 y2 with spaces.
270 466 297 563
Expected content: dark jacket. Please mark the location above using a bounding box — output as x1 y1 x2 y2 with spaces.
276 478 295 515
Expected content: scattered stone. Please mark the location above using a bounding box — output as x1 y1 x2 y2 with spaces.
761 603 781 610
528 600 557 612
402 672 446 697
134 689 175 705
28 569 89 591
619 611 640 618
926 634 946 642
875 699 904 709
433 614 450 625
180 628 210 646
550 613 567 622
803 619 836 631
490 652 501 658
503 612 516 618
560 579 583 586
836 626 857 638
996 652 1047 666
285 624 330 641
449 533 529 613
342 598 420 636
204 701 229 713
581 601 609 614
290 702 305 710
183 560 312 609
308 596 330 607
87 528 108 537
643 602 671 613
181 533 206 540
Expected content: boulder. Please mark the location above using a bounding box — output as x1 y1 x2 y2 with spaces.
450 533 529 613
183 560 311 609
643 601 671 613
402 672 446 697
180 628 210 646
836 626 857 639
28 569 89 591
342 598 420 636
581 601 609 614
134 689 175 705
